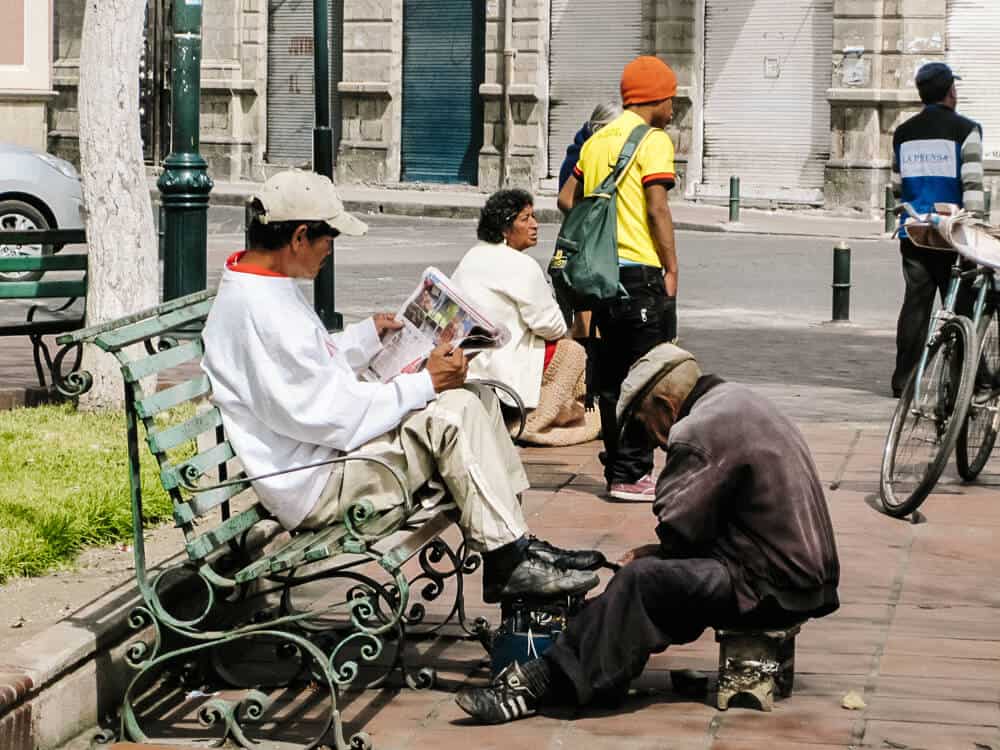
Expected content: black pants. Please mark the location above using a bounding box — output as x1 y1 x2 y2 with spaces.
544 556 736 706
892 239 973 394
593 266 675 484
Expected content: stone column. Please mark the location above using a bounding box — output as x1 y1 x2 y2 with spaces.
241 0 269 181
650 0 698 196
336 0 396 184
825 0 947 213
479 0 548 190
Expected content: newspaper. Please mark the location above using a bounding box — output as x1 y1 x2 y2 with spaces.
360 267 511 383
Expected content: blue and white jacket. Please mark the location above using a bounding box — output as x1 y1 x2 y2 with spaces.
892 104 985 238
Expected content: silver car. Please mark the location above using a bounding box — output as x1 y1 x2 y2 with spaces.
0 142 86 282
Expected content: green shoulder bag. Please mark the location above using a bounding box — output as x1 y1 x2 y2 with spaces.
550 123 651 310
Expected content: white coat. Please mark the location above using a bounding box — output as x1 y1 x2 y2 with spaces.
452 241 568 408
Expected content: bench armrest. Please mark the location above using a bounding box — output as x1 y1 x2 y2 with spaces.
184 452 414 517
27 296 80 322
55 288 214 346
469 378 527 440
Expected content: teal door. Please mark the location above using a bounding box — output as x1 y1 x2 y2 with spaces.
401 0 484 184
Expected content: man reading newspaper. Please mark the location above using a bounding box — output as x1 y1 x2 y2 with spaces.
202 170 603 603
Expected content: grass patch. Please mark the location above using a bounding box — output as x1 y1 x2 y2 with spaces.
0 402 192 583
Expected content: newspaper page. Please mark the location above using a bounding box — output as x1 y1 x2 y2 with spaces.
360 267 510 383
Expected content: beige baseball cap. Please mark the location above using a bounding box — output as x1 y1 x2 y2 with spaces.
252 169 368 236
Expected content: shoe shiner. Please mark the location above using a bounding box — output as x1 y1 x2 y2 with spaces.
456 343 840 723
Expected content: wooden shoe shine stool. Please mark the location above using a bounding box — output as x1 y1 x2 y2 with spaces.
715 623 801 711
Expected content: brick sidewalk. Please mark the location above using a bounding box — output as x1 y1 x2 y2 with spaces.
68 425 999 750
359 426 999 750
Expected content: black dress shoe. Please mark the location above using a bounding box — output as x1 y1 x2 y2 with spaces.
483 555 599 604
524 535 606 571
455 662 540 724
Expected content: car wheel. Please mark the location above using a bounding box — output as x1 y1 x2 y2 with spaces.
0 199 53 282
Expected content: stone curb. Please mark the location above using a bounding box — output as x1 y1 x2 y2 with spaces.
162 186 884 240
0 388 25 411
0 555 186 750
336 200 727 235
198 186 719 229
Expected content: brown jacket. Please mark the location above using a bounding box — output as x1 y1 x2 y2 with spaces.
653 377 840 618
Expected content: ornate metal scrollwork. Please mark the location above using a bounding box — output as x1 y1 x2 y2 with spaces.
54 365 92 399
118 630 369 750
91 726 118 746
343 498 408 546
123 607 160 670
404 535 488 638
48 339 87 398
143 335 181 356
197 690 272 748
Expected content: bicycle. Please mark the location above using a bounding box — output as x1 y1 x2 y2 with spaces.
880 204 1000 518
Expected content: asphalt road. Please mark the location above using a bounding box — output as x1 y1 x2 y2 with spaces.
205 210 903 425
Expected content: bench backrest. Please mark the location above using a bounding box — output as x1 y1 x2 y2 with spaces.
58 291 263 574
0 254 88 301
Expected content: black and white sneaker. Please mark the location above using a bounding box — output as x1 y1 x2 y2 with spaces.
455 662 540 724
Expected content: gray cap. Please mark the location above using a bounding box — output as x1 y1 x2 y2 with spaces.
616 342 697 426
915 62 960 91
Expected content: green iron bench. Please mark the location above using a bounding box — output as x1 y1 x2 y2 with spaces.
57 289 520 750
0 229 88 400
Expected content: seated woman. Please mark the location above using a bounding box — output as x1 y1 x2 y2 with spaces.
452 189 600 447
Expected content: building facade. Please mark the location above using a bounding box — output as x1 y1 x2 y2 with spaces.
0 0 54 152
340 0 1000 211
9 1 998 213
48 0 269 182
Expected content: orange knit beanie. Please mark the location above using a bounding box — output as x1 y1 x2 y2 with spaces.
620 56 678 105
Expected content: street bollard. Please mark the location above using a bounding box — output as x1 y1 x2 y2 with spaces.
986 187 993 225
832 241 851 322
884 186 896 234
728 176 741 223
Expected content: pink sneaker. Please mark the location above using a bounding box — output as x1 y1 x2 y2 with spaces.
608 473 657 501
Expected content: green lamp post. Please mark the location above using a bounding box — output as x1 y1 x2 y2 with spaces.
158 0 212 301
313 0 342 331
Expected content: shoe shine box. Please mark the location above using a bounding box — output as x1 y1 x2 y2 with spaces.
490 603 567 677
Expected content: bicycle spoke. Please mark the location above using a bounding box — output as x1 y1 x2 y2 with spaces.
957 308 1000 479
882 316 977 516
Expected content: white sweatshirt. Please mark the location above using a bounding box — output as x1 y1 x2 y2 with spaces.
452 241 567 408
201 261 437 529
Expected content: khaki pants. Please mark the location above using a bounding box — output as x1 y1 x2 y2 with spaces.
300 384 529 551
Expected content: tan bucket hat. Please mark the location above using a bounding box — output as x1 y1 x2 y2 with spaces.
616 342 698 428
253 169 368 236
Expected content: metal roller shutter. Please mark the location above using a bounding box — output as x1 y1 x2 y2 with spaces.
548 0 643 177
401 0 484 184
267 0 342 166
947 0 1000 161
701 0 832 203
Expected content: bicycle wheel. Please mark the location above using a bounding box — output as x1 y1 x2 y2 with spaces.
957 307 1000 480
880 316 977 517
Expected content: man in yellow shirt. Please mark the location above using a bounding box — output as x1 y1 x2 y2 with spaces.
558 55 679 502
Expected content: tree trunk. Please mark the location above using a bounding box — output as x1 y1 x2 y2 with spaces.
77 0 159 409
